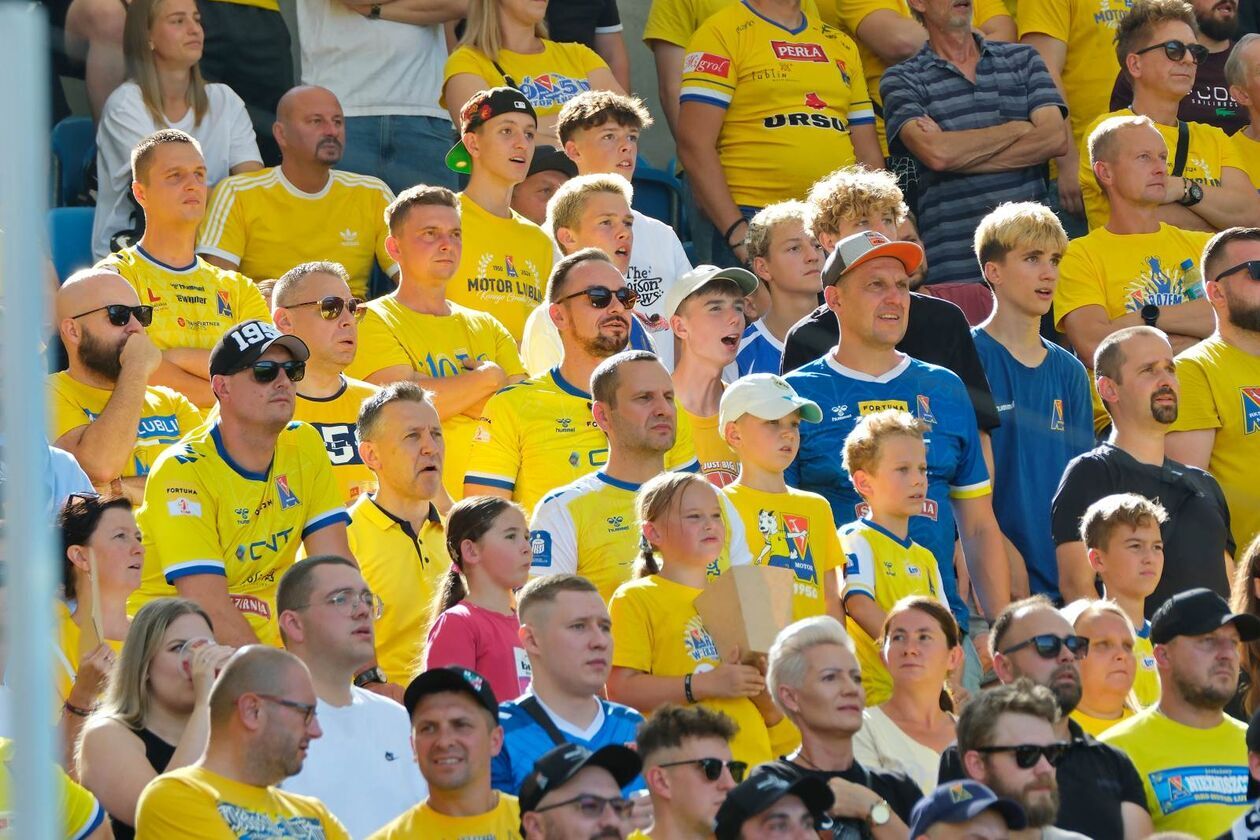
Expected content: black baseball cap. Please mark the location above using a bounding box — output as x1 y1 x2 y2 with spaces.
1149 588 1260 645
402 666 499 720
908 780 1027 836
713 772 834 840
528 144 578 179
208 319 309 377
518 743 642 815
446 87 538 174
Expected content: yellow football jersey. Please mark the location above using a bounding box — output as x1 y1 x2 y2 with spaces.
293 375 379 505
367 794 521 840
55 600 124 706
346 295 525 500
839 518 946 707
465 367 700 514
680 405 739 488
1133 627 1160 708
131 420 350 646
197 167 397 299
47 371 205 479
97 246 270 352
0 737 107 840
680 4 873 209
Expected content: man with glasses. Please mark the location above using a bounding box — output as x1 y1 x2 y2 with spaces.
134 646 349 838
271 260 379 504
276 556 425 838
132 319 352 648
465 249 698 515
939 596 1151 839
520 743 643 840
1167 227 1260 559
1101 588 1260 836
49 268 203 503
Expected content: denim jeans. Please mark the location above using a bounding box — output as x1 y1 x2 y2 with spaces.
340 114 459 195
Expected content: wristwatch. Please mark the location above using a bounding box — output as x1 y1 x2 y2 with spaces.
354 666 388 687
1141 303 1160 328
1179 178 1204 207
369 4 381 17
867 799 892 827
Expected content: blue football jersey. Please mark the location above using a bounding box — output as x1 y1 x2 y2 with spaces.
737 321 785 376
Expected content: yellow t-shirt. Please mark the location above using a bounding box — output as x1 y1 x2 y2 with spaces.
367 793 522 840
47 371 205 480
1232 130 1260 190
722 483 843 621
465 367 700 515
839 518 946 707
0 738 107 840
1079 110 1244 229
681 405 739 488
135 765 350 839
347 495 448 686
609 573 774 767
293 376 380 505
55 600 125 705
198 168 397 299
1101 709 1249 836
97 246 270 353
1133 629 1160 709
1169 335 1260 554
346 296 524 500
644 0 826 46
1070 707 1133 738
442 40 608 122
131 421 350 647
680 5 873 209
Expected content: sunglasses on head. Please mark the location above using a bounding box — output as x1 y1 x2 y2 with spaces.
1215 260 1260 283
657 757 748 783
1000 633 1090 659
974 743 1070 769
1135 39 1209 64
237 359 306 383
71 304 154 328
558 285 639 310
285 295 365 322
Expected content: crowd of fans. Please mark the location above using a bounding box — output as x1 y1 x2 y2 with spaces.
8 0 1260 836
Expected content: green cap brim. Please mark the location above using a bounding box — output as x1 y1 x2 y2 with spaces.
446 140 473 175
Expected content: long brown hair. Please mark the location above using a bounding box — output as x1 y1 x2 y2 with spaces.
425 496 525 637
880 596 961 713
1232 535 1260 715
122 0 209 126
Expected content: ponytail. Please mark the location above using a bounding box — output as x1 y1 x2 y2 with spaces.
633 531 661 578
425 495 526 635
633 472 711 578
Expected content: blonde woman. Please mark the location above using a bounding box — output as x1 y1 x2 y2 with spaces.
77 598 232 840
1062 599 1140 738
442 0 623 148
92 0 261 259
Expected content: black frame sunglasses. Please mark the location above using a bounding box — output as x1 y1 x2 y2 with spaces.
974 743 1070 769
71 303 154 328
1215 260 1260 283
1000 633 1090 659
558 285 639 310
1135 39 1209 64
237 359 306 384
285 295 366 322
532 794 634 820
657 757 748 783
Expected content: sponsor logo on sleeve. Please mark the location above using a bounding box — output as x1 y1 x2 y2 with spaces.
530 530 552 568
168 496 202 517
683 51 732 77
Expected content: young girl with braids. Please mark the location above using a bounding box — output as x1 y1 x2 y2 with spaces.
606 472 795 767
422 496 534 703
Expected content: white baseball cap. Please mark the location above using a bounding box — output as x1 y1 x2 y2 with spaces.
718 373 823 430
821 230 924 286
662 264 760 319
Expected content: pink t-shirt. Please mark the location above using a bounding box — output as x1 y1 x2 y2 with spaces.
423 601 532 703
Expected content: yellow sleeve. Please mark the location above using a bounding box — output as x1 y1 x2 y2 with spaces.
680 17 737 109
974 0 1010 26
837 35 873 122
346 308 412 380
1218 126 1244 172
665 403 701 473
170 389 207 432
135 775 234 840
818 502 844 574
1016 0 1070 40
1053 241 1106 330
838 0 902 35
58 765 106 840
463 390 523 493
609 585 654 672
141 457 227 583
233 272 271 322
486 315 526 378
199 178 248 264
47 377 89 442
559 39 610 75
443 46 494 89
767 716 802 757
643 0 691 46
1170 352 1222 432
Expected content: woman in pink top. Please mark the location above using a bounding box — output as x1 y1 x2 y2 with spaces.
423 496 534 703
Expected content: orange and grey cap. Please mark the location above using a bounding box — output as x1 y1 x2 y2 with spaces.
821 230 924 287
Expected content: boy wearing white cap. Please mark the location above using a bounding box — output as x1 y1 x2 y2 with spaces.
720 374 845 625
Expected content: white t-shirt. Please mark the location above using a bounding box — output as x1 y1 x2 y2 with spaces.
296 0 449 120
92 81 260 259
280 687 427 839
851 706 951 795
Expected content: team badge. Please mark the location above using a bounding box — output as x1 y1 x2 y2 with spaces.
916 395 935 424
1050 399 1065 431
275 474 300 510
1242 387 1260 434
216 290 232 317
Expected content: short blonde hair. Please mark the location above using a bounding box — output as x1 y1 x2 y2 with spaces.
841 409 926 478
546 173 632 238
1088 114 1161 168
806 165 907 240
973 201 1068 269
746 200 812 263
1079 492 1168 550
767 616 854 717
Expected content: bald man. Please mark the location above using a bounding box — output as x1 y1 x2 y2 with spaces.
134 646 351 838
198 85 398 300
48 268 204 501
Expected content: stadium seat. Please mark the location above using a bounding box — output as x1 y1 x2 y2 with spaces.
51 116 96 207
47 207 96 283
632 157 688 239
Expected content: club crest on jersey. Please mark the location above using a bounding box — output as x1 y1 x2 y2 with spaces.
1242 387 1260 434
505 255 518 278
916 395 936 424
683 616 719 662
803 92 828 110
147 288 162 303
770 40 827 62
275 474 299 510
1050 399 1065 431
216 290 232 318
835 59 851 85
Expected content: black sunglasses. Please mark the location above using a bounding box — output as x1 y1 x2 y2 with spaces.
974 743 1070 769
558 285 639 310
286 295 366 322
533 794 634 820
1135 39 1209 64
71 304 154 328
1000 633 1090 659
238 359 306 383
657 757 748 783
1215 260 1260 283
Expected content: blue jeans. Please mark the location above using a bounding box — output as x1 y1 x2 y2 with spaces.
340 115 459 195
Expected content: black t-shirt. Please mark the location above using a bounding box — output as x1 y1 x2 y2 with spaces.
1050 443 1234 617
544 0 620 49
760 757 921 839
781 295 1001 431
1109 47 1247 135
937 719 1146 840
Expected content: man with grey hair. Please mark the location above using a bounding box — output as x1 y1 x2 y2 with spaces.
1227 34 1260 188
761 616 920 838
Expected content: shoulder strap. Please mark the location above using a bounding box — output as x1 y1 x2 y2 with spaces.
490 59 520 91
519 696 568 747
1171 120 1190 178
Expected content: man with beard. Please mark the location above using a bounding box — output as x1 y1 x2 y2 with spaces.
633 705 741 840
48 268 203 502
198 85 398 300
1102 588 1260 836
1167 228 1260 560
132 320 353 647
940 596 1153 839
464 249 698 514
956 679 1088 839
1051 326 1235 611
134 646 349 838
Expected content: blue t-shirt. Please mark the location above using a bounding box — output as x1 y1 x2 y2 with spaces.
972 329 1093 599
492 695 646 795
737 321 785 376
784 354 991 624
